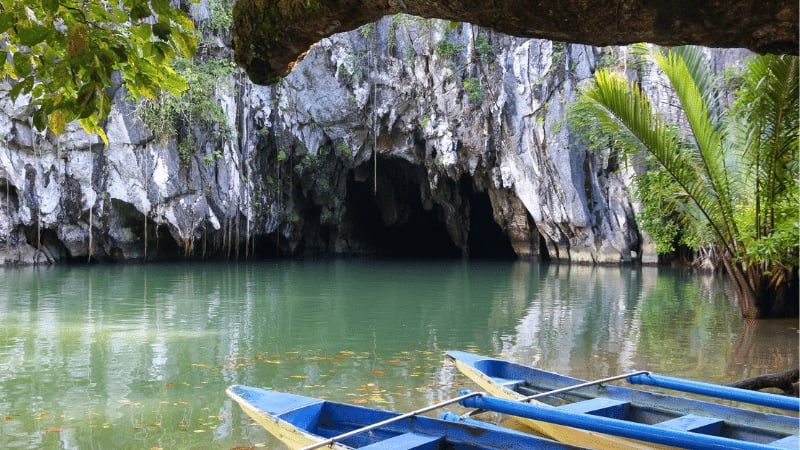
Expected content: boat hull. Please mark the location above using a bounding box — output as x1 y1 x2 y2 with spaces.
226 384 584 449
446 351 798 450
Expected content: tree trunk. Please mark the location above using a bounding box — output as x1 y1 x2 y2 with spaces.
728 368 799 396
723 256 761 318
723 255 798 319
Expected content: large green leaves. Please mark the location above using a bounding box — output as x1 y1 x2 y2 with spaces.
0 0 198 143
728 54 799 277
569 46 799 317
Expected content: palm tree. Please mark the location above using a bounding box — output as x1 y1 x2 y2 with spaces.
569 47 798 318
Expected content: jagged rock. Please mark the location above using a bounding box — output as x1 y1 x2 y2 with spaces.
0 15 751 265
232 0 797 84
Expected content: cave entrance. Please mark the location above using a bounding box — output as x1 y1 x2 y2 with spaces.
347 158 461 258
461 180 517 259
345 157 518 259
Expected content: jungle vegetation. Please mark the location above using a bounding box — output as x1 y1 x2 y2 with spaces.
570 46 798 318
0 0 197 144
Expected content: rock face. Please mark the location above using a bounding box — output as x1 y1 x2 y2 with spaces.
232 0 796 84
0 14 750 265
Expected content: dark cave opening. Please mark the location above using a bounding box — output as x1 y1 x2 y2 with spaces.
462 181 517 259
153 224 183 259
344 157 518 259
347 159 461 258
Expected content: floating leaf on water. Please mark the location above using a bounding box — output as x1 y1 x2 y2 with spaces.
289 375 307 379
193 429 205 433
41 427 63 432
371 370 385 376
3 415 12 421
191 363 212 369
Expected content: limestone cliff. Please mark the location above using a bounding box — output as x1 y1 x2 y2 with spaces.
0 13 750 265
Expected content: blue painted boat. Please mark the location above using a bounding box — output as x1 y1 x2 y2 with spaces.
446 350 799 450
226 385 585 449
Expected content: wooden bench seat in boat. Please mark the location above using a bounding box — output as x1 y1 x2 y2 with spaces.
556 398 630 419
769 434 799 449
654 414 723 434
358 432 443 449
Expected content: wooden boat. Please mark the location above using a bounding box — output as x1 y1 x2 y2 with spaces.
226 384 584 449
446 350 799 450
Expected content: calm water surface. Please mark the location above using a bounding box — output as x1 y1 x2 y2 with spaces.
1 260 797 449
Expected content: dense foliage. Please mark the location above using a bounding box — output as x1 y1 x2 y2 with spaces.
570 46 798 318
0 0 197 143
135 57 236 163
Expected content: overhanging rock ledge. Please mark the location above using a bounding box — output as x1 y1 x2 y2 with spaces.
232 0 798 84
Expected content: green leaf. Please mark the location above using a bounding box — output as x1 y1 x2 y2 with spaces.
172 12 196 32
154 42 174 61
0 12 15 32
132 23 152 42
41 0 59 14
13 53 32 78
160 71 188 95
17 24 50 47
150 0 172 16
9 80 26 101
87 4 110 21
32 107 48 131
152 20 171 41
130 2 151 21
172 31 197 58
76 83 97 116
111 7 129 24
48 109 67 135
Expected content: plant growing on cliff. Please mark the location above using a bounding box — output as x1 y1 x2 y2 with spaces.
463 77 484 103
207 0 233 32
569 46 798 319
435 40 462 61
136 57 235 162
474 33 493 64
0 0 196 144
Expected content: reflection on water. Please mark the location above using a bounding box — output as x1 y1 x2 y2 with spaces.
0 260 796 449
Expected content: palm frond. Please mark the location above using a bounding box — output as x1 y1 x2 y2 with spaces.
654 49 738 244
728 53 799 269
573 69 735 253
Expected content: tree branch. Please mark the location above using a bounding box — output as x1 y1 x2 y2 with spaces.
727 368 799 396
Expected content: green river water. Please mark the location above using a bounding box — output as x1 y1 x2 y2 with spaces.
1 259 797 449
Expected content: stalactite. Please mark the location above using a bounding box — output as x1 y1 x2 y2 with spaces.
34 125 41 260
202 226 207 258
235 202 240 259
371 28 378 195
87 134 94 264
143 144 149 261
4 164 9 264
